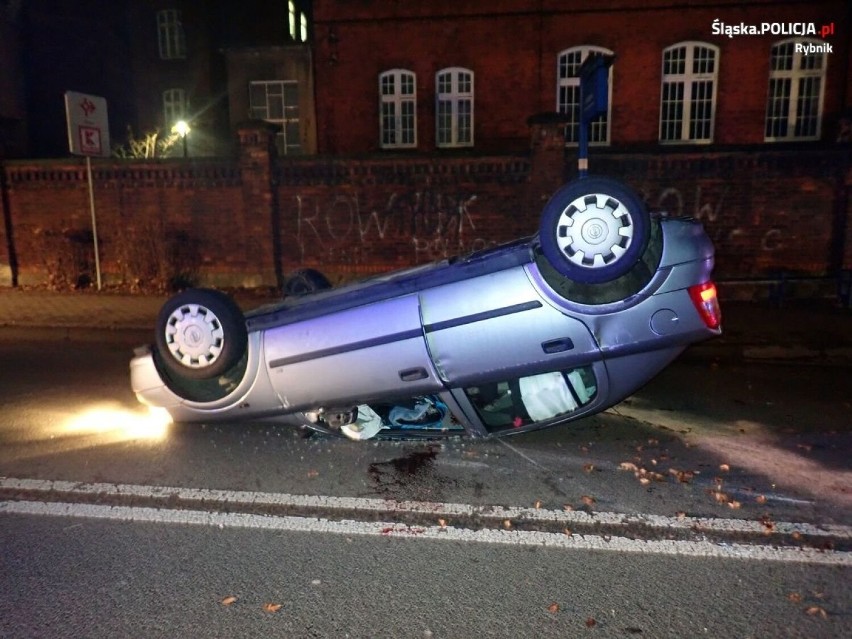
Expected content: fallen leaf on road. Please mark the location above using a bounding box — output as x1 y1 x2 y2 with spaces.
263 603 283 613
669 468 695 483
534 500 542 509
711 490 729 504
221 596 238 606
756 495 767 505
788 593 803 603
719 463 731 472
583 464 595 473
306 470 319 478
727 500 742 510
581 495 596 507
804 606 827 618
586 617 597 627
619 462 639 472
548 602 560 614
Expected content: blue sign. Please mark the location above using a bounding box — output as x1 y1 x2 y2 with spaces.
577 54 615 177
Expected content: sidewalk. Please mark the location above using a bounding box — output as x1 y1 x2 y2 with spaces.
0 287 849 364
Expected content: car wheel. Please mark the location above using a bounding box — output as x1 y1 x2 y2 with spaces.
538 176 651 284
154 288 247 381
284 268 332 297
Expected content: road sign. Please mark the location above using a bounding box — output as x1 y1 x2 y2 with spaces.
64 91 111 157
64 91 109 289
577 54 615 177
580 54 613 123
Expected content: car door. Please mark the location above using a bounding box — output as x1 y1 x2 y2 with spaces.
263 294 442 411
419 266 599 386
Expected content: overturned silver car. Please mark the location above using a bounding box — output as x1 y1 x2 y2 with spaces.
130 176 721 440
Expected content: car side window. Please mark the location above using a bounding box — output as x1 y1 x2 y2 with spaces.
464 366 597 433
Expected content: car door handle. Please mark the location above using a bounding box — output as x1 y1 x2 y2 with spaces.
541 337 574 354
398 367 429 382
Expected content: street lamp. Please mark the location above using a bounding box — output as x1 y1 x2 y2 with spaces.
172 120 190 157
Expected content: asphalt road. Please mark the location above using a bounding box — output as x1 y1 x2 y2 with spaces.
0 329 850 638
1 512 848 639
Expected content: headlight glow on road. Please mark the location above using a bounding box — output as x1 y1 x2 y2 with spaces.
62 403 172 442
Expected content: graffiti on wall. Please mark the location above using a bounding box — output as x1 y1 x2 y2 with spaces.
642 182 789 255
282 180 831 275
291 189 496 264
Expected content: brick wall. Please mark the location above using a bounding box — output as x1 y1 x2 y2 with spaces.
0 124 849 294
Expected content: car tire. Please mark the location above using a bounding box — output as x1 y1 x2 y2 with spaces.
154 288 248 381
284 268 332 297
538 176 651 284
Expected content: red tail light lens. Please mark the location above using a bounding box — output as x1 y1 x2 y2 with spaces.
688 281 722 330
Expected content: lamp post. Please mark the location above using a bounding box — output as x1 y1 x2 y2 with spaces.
172 120 190 157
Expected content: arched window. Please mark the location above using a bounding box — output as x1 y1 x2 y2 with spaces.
659 42 718 143
379 70 417 149
436 67 474 148
556 46 613 145
765 39 827 141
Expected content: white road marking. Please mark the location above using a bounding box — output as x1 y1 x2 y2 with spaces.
1 499 849 566
1 477 850 566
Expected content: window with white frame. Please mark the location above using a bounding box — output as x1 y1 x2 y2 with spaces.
249 81 301 154
659 42 718 143
157 9 186 60
557 46 613 145
163 88 186 127
436 68 474 148
765 39 826 141
288 1 297 40
288 1 309 42
379 70 417 149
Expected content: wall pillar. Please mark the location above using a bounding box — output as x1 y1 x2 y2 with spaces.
236 120 281 288
0 162 17 287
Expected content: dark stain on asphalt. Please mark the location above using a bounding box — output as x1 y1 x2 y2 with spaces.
368 446 449 499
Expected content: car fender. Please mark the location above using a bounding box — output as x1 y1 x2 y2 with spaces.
132 330 284 423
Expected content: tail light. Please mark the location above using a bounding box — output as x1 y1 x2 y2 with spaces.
688 281 722 330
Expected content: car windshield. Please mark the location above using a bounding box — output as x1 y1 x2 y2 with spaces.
464 366 597 433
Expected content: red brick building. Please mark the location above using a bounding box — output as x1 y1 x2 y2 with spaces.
312 0 850 154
